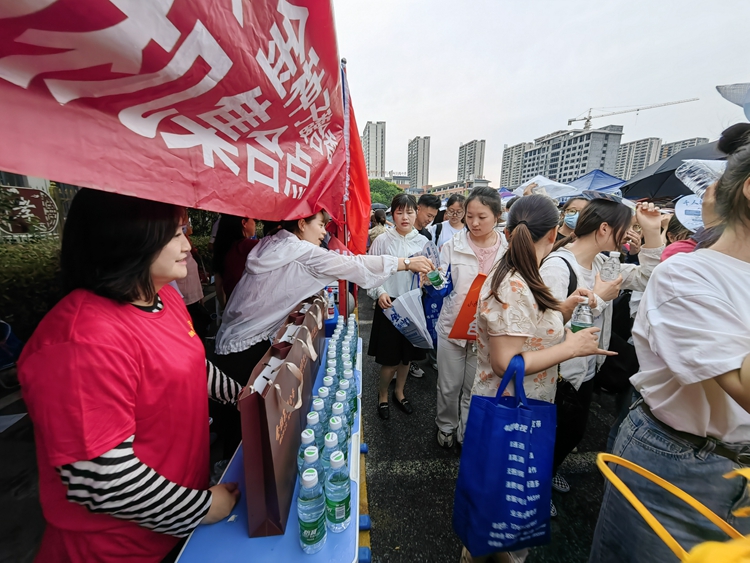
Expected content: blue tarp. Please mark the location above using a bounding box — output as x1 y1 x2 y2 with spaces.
569 170 625 193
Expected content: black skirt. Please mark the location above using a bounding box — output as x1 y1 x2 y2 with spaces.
368 303 426 366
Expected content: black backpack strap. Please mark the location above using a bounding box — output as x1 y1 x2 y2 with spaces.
435 222 443 241
552 256 578 297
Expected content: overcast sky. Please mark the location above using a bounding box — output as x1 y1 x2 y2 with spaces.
332 0 750 187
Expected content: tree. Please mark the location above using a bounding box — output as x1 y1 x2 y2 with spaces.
369 179 402 206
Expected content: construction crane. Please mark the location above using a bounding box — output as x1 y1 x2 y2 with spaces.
568 98 699 130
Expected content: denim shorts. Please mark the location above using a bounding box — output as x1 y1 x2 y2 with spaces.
588 405 750 563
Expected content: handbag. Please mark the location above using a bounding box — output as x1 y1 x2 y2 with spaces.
383 274 434 349
422 265 453 348
453 355 556 556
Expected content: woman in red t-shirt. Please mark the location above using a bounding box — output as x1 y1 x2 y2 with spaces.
19 189 241 563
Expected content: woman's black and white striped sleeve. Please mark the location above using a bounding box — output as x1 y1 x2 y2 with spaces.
57 436 212 537
206 359 242 405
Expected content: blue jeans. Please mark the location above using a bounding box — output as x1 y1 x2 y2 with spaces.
589 405 750 563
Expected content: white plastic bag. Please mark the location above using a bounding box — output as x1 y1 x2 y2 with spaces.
382 275 434 349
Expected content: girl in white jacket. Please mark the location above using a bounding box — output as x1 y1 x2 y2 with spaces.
434 188 507 447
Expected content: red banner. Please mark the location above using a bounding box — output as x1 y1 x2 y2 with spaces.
0 0 346 221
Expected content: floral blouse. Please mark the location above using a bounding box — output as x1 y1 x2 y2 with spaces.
471 272 564 404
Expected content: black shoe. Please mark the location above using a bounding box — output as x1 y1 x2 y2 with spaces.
378 402 390 420
393 395 414 414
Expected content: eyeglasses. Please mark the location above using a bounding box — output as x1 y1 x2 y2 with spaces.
446 209 465 217
563 209 581 216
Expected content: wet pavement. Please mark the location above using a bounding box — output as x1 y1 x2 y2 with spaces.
358 289 620 563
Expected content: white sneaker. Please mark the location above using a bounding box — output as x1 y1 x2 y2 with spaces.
437 428 454 448
552 473 570 493
409 363 424 378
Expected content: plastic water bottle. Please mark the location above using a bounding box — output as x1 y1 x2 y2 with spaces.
335 390 353 430
426 269 445 290
318 386 333 419
326 358 340 378
332 402 350 441
322 375 336 398
298 429 316 472
341 343 354 366
347 317 358 343
327 343 338 362
339 378 357 415
305 411 325 451
570 302 594 333
311 398 328 434
300 446 324 482
298 468 327 553
321 432 339 475
600 252 621 282
324 451 351 533
325 367 337 386
675 159 727 197
329 416 349 453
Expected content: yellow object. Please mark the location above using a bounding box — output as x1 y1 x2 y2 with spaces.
597 453 747 561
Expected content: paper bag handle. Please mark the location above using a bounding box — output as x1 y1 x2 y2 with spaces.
295 325 318 362
308 302 323 330
273 362 305 413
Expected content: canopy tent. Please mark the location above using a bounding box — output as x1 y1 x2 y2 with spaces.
569 170 625 194
0 0 371 252
514 175 582 200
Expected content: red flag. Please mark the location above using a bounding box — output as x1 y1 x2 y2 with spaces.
341 63 370 254
0 0 346 222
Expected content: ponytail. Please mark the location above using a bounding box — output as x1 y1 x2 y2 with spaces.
489 195 560 313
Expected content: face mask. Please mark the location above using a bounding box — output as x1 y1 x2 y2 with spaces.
564 212 579 229
500 212 508 222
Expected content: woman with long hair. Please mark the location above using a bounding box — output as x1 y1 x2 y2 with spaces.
431 194 466 249
368 208 388 245
212 214 257 307
434 187 507 448
588 138 750 563
461 196 613 563
19 190 241 563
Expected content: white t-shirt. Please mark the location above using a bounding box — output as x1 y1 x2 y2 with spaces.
432 221 463 250
630 249 750 443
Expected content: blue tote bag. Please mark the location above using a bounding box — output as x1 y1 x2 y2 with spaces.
453 355 557 556
422 265 452 349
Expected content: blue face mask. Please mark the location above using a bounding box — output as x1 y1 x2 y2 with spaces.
564 213 579 229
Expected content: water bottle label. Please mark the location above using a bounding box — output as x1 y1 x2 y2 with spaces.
326 494 351 523
300 515 326 545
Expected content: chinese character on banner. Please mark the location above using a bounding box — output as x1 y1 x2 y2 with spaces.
0 0 347 223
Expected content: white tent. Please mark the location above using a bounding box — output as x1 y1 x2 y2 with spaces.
513 175 583 200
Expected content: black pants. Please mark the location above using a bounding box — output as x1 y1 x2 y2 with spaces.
209 340 272 459
553 377 596 472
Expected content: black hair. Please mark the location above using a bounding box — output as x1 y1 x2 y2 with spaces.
561 197 588 213
489 195 560 313
446 194 466 209
666 213 691 245
61 189 183 303
390 193 418 213
554 199 632 252
373 209 387 225
417 194 441 210
718 123 750 155
465 187 503 218
281 211 331 235
714 141 750 230
212 214 247 275
505 196 520 211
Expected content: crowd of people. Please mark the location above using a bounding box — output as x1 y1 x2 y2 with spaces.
11 122 750 563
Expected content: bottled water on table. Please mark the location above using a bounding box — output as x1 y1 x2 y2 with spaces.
324 451 351 533
300 446 324 482
600 252 621 282
329 415 349 453
570 302 594 333
331 402 350 441
311 398 329 433
298 429 316 472
342 360 354 384
325 367 338 387
335 390 353 430
322 375 336 399
339 378 357 415
298 468 327 553
305 411 325 451
318 386 333 419
321 432 339 475
326 358 340 378
347 318 358 343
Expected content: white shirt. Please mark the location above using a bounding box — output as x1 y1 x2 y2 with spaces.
431 221 464 250
630 250 750 443
367 227 428 300
215 230 398 354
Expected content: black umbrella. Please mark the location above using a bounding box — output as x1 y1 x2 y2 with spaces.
621 141 726 199
371 202 387 210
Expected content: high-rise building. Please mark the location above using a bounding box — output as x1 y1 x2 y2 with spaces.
457 140 486 182
519 125 624 184
615 137 662 181
501 142 533 188
660 137 709 159
361 121 386 178
408 136 430 191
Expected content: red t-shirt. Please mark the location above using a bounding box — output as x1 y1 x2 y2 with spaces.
223 238 259 300
19 286 209 562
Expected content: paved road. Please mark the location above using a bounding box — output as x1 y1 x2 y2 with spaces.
358 289 620 563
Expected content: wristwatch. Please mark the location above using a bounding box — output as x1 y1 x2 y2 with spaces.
404 258 411 270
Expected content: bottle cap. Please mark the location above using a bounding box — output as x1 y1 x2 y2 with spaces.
330 451 346 469
342 361 353 370
325 367 337 378
301 428 315 444
318 387 329 398
301 467 318 487
348 314 355 319
329 416 342 430
323 376 334 387
304 446 319 462
327 358 337 366
324 432 338 448
332 402 344 415
610 251 621 259
343 369 354 380
306 411 320 425
335 390 347 403
339 379 350 390
312 398 325 411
